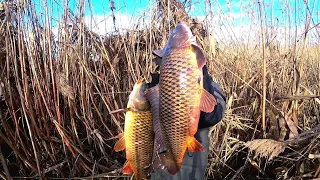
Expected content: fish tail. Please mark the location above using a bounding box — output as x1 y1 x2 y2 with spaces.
160 152 180 175
187 136 204 152
151 151 180 175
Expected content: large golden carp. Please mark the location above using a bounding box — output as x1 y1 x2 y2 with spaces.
153 22 217 175
114 77 154 180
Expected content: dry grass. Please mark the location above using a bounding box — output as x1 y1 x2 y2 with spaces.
0 0 319 179
244 139 287 161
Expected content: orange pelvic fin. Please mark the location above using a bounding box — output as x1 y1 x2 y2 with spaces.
114 136 126 152
200 88 217 113
122 161 133 174
187 136 204 152
136 76 144 84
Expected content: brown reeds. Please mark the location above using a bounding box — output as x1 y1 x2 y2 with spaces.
0 0 319 179
258 1 267 138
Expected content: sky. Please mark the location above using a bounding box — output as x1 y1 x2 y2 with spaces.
31 0 320 44
32 0 319 26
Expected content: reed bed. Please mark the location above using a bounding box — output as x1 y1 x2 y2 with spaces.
0 0 319 179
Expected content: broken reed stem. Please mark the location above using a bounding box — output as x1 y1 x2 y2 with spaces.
258 1 267 138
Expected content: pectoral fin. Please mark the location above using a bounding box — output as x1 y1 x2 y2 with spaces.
152 48 165 66
200 88 216 113
114 136 126 152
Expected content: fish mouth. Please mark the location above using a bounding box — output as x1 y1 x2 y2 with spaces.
175 22 190 35
167 22 197 49
136 77 148 99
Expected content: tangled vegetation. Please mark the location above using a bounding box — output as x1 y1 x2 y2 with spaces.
0 0 319 179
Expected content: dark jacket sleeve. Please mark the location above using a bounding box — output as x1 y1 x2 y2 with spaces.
198 66 226 129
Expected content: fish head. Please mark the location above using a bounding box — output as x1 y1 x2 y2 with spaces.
128 77 150 111
153 22 207 69
166 22 197 50
153 22 196 58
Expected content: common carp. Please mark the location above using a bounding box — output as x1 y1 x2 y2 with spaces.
114 77 154 180
153 22 217 175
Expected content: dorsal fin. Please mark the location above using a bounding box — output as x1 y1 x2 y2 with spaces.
191 44 206 69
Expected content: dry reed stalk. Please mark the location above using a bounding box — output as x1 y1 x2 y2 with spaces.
0 0 319 179
258 1 267 138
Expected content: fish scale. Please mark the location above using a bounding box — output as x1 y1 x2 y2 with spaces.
159 48 201 169
124 110 154 180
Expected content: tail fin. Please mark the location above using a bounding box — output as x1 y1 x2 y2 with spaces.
153 152 180 175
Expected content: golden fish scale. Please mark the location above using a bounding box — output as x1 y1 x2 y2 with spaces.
125 110 154 180
159 48 202 163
